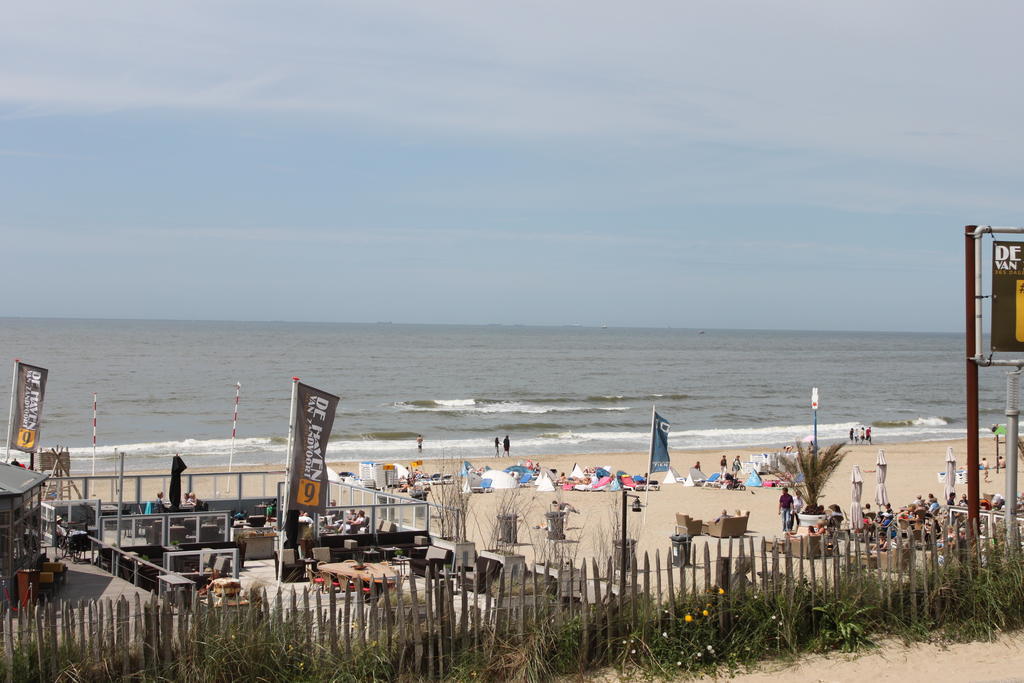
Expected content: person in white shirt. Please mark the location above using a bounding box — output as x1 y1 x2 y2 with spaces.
791 492 805 530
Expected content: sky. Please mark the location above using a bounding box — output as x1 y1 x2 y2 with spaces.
1 1 1021 332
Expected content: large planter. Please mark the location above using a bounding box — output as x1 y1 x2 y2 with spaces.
479 550 526 580
797 513 826 528
238 533 277 560
431 538 476 570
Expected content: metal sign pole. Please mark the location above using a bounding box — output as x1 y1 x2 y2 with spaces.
1006 369 1020 550
278 377 299 582
5 359 18 463
966 227 981 530
811 387 819 457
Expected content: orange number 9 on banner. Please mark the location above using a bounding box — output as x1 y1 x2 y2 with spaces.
17 429 36 450
297 478 321 507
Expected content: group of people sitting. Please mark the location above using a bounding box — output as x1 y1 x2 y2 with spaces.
322 509 369 534
152 491 207 510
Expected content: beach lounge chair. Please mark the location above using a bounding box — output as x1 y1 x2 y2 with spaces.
620 476 639 490
518 472 533 486
591 475 613 491
675 513 703 536
701 472 721 488
471 478 493 494
635 477 660 491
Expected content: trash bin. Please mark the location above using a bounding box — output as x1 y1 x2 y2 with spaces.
613 538 637 572
545 511 566 540
670 534 692 567
497 513 518 544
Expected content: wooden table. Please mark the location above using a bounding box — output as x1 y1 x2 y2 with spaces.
317 561 399 586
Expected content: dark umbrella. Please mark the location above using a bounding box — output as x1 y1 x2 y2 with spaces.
169 454 187 512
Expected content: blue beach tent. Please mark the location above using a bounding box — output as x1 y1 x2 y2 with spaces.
744 471 762 488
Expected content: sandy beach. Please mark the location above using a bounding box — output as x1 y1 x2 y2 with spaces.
116 436 1003 566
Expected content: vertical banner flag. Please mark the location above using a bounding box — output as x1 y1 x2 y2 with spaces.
288 382 340 515
10 362 48 453
991 241 1024 352
649 411 671 473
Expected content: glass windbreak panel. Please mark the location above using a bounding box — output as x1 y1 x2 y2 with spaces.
168 516 198 544
197 515 227 543
133 517 165 545
164 552 203 575
90 477 118 502
139 476 170 506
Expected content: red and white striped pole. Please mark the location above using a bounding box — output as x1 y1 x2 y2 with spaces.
91 393 98 475
227 383 241 488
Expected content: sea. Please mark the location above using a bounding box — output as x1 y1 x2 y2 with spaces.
0 319 1005 473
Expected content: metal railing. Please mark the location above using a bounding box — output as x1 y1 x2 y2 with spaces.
84 534 194 594
47 470 284 505
99 511 232 547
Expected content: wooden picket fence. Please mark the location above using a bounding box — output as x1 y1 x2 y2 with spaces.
0 519 1008 681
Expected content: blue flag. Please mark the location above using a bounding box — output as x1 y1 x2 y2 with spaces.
649 411 671 473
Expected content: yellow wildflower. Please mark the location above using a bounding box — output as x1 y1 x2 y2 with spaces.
702 610 709 617
684 614 694 623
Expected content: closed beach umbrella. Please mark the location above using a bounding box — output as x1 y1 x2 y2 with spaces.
850 465 864 530
944 447 957 502
875 449 889 507
169 454 187 512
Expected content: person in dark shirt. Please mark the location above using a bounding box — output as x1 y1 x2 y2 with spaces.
779 487 794 532
503 435 510 456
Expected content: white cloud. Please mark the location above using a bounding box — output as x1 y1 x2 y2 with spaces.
2 0 1022 175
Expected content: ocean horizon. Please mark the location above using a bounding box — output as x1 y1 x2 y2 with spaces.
0 318 993 473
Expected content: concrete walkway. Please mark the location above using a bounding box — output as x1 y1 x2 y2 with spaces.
56 560 151 603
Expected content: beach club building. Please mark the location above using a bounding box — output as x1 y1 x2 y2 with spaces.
0 462 48 598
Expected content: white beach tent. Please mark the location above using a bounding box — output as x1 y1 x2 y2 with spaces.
536 472 555 492
683 468 707 487
485 470 519 490
570 463 585 479
463 471 482 493
663 468 682 485
392 463 411 479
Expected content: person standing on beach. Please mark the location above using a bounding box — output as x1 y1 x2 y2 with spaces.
791 490 804 531
494 437 500 457
732 455 741 474
849 427 855 443
982 458 990 483
416 435 423 452
860 426 866 443
503 435 510 457
779 487 794 533
719 455 727 474
866 426 872 444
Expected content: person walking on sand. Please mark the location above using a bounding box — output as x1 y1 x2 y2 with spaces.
503 435 510 457
494 437 500 457
982 458 990 483
720 455 728 474
416 434 423 452
732 455 742 474
866 426 872 444
849 427 855 443
779 487 794 533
